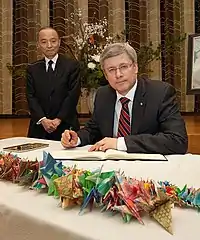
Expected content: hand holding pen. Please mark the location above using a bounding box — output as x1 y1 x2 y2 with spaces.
61 129 78 148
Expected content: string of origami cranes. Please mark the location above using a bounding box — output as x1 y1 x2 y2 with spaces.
0 151 199 234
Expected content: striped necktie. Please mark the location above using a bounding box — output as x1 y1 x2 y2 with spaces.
117 97 131 137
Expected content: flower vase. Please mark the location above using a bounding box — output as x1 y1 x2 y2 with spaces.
87 88 97 113
79 88 90 113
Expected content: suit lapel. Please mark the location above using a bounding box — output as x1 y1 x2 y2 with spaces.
50 54 65 95
131 77 147 134
38 59 52 95
54 54 64 79
38 58 46 77
104 87 116 137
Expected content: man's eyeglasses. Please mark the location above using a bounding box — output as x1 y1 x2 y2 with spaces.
106 63 133 75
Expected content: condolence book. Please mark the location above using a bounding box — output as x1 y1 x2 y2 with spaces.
49 149 167 161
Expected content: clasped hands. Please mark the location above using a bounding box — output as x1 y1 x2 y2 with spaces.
61 130 117 151
41 118 61 133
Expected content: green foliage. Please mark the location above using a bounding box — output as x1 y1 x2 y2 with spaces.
84 64 104 90
77 59 104 91
6 63 27 78
137 33 186 76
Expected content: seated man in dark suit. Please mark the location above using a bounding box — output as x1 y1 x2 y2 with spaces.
61 43 188 154
26 27 81 141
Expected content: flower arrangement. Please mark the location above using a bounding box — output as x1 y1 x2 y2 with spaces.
63 9 124 92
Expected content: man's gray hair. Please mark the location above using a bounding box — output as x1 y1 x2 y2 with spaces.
100 42 137 69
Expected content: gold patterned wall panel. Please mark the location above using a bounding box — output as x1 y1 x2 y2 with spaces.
27 0 41 62
12 0 49 115
77 0 88 21
126 1 140 51
147 0 161 80
160 0 174 86
0 1 196 114
139 0 148 45
53 0 76 55
37 0 50 59
99 0 108 20
53 0 68 54
0 0 12 114
88 0 99 22
13 0 30 114
173 0 194 112
40 0 50 27
125 0 161 80
160 0 194 112
108 0 125 36
0 3 2 113
171 1 183 105
181 0 195 112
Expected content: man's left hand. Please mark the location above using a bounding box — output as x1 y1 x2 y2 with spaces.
89 137 117 152
52 118 61 128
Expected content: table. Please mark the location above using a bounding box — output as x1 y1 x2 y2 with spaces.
0 137 200 240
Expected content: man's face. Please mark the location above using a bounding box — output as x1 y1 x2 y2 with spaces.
38 28 60 59
103 53 138 95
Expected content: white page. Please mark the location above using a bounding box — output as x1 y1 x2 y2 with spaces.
49 149 105 160
105 149 167 160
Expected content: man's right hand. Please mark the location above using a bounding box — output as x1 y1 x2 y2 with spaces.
61 130 78 148
41 118 56 133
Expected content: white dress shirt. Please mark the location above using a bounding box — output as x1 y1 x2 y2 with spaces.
37 54 59 124
45 54 58 71
113 80 137 151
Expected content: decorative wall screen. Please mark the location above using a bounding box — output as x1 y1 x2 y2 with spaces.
0 0 196 115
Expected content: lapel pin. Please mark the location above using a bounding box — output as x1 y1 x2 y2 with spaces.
140 102 143 106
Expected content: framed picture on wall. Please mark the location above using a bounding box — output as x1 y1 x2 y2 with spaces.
187 33 200 94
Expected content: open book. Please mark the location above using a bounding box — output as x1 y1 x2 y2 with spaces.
49 149 167 161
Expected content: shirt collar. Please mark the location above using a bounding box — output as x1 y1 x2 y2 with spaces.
45 53 58 65
116 79 138 102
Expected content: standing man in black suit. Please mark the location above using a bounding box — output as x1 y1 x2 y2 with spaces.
61 43 188 154
26 27 81 141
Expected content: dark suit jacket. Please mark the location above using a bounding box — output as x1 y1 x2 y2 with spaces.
77 77 188 154
26 54 81 141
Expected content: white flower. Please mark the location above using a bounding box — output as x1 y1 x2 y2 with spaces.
64 9 125 66
88 62 96 69
78 8 82 17
91 55 100 62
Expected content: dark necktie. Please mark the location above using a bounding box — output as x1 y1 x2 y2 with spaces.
117 97 131 137
47 60 54 77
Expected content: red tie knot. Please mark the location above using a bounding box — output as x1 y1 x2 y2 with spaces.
120 97 130 106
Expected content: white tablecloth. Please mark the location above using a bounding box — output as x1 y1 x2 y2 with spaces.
0 137 200 240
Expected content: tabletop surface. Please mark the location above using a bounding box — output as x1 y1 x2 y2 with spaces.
0 137 200 240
